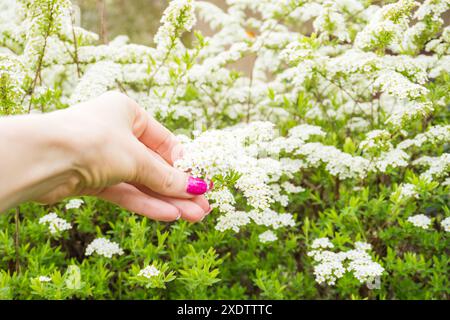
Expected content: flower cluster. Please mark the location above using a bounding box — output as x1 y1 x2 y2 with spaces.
138 265 161 279
65 198 84 210
154 0 196 52
396 183 419 201
39 212 72 235
441 217 450 232
258 230 278 243
308 238 385 288
85 238 124 258
175 122 299 232
38 276 51 283
407 214 432 230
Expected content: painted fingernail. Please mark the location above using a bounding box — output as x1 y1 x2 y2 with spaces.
186 176 208 195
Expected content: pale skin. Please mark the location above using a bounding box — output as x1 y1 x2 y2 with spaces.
0 91 211 223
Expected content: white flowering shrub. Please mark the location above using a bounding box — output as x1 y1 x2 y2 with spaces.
0 0 449 299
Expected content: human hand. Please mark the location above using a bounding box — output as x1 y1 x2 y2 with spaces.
0 91 211 222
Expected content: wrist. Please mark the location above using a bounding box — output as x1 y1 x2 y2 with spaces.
0 112 83 211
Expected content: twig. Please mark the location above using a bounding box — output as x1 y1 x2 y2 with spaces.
147 41 176 94
97 0 108 44
70 7 81 78
25 0 57 113
115 79 128 95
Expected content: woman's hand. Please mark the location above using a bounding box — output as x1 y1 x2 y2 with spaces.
0 91 211 222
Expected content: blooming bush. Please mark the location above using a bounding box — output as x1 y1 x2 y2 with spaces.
0 0 449 299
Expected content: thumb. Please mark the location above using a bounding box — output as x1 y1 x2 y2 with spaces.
131 140 209 198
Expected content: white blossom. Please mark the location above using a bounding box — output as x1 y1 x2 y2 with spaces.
407 214 432 230
65 199 84 210
85 238 124 258
39 212 72 235
397 183 419 200
138 265 161 279
308 238 384 288
259 230 278 243
311 237 334 250
441 217 450 232
38 276 52 283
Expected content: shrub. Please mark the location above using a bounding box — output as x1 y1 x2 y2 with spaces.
0 0 449 299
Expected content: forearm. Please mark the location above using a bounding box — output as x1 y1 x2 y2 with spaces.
0 111 78 212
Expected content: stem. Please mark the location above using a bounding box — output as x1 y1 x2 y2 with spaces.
334 177 340 201
115 79 128 95
147 41 176 94
352 211 367 241
14 207 20 273
198 85 219 128
316 70 362 109
70 8 81 78
167 46 203 108
27 29 51 112
25 0 58 112
97 0 108 44
245 65 254 123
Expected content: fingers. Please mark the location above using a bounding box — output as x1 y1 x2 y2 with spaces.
133 106 184 165
131 140 209 198
79 91 184 164
134 185 212 223
97 183 180 222
160 196 211 223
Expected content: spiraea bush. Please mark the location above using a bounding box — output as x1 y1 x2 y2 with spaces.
0 0 449 300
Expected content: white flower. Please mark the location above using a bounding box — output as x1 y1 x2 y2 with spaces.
38 276 51 283
69 61 122 104
215 211 251 233
407 214 432 230
441 217 450 232
281 181 305 193
413 154 450 181
397 183 419 200
39 212 72 235
248 209 295 230
258 230 278 243
154 0 196 52
308 238 384 288
354 242 372 251
85 238 124 258
138 265 161 279
65 198 84 210
311 237 334 250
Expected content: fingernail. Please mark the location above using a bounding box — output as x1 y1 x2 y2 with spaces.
175 213 181 220
186 176 208 195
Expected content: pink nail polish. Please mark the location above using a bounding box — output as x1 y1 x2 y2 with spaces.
186 176 208 195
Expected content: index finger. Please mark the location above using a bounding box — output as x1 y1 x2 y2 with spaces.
134 108 183 165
